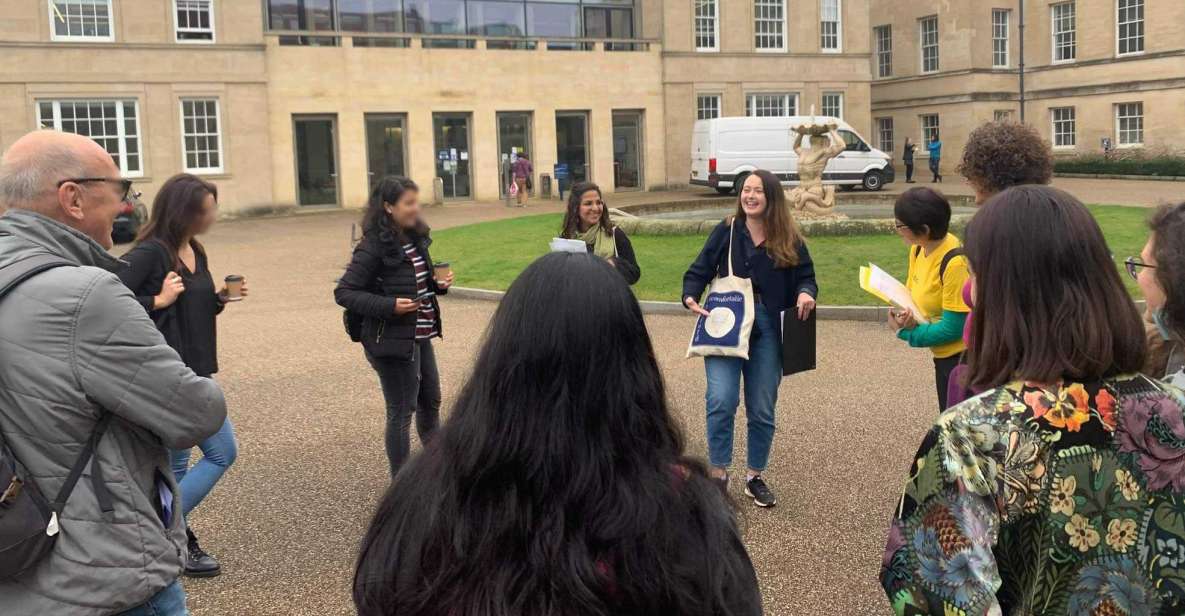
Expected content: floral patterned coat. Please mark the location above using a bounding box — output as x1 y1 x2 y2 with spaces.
881 375 1185 615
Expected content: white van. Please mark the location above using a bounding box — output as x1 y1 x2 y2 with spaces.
690 116 895 194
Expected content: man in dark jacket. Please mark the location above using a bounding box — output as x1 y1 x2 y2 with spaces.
0 130 227 615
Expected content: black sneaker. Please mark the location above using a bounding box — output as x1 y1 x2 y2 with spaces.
184 527 221 578
745 476 777 508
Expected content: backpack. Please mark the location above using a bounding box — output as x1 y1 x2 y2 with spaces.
913 245 965 283
0 251 114 581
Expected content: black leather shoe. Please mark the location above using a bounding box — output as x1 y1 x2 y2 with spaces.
184 527 221 578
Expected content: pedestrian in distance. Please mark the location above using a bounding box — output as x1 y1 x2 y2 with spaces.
354 252 762 616
682 169 818 508
0 130 226 615
117 173 247 579
559 181 641 285
335 176 453 478
927 133 943 183
903 137 916 183
881 185 1177 616
888 187 971 412
512 151 533 206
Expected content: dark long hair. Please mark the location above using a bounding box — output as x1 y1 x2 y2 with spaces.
561 181 612 238
136 173 216 266
734 169 802 268
963 186 1145 389
1150 202 1185 341
353 253 758 616
361 175 423 240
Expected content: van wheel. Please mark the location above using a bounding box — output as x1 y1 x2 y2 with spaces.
732 172 750 195
863 171 885 191
715 187 733 195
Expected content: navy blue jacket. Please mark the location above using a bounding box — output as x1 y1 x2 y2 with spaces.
683 220 818 340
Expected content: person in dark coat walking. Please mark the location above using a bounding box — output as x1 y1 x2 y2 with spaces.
335 176 453 477
903 138 916 183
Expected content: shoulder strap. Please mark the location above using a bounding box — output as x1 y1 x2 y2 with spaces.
725 220 736 277
939 248 964 283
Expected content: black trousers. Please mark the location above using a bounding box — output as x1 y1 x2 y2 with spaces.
905 162 914 182
933 355 961 412
366 339 441 477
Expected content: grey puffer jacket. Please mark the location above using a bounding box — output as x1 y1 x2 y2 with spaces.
0 210 227 615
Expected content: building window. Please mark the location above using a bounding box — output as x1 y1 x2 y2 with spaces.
874 25 892 78
921 113 940 145
1116 102 1143 147
919 16 939 73
694 0 718 51
1117 0 1144 56
697 94 722 120
180 99 224 173
174 0 215 42
754 0 786 51
994 109 1014 122
37 100 141 176
820 0 841 52
49 0 114 41
992 9 1009 67
1052 2 1076 63
746 93 797 117
1051 107 1076 148
877 118 894 154
822 92 843 119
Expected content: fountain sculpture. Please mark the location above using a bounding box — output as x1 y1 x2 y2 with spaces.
787 108 846 217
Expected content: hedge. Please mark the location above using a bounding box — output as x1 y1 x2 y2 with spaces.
1055 153 1185 177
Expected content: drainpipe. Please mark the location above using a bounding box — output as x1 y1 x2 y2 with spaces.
1018 0 1027 122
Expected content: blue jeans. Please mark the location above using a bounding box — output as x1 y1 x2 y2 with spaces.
704 304 783 472
171 416 237 516
115 580 189 616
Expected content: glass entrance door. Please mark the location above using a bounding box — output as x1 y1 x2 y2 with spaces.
293 115 338 206
612 111 643 190
433 113 472 200
365 114 407 190
555 112 589 187
497 112 532 197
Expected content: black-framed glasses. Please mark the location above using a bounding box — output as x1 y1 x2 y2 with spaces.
1125 256 1157 281
894 222 910 230
57 178 139 202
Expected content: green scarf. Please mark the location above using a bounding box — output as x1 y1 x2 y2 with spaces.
578 225 616 259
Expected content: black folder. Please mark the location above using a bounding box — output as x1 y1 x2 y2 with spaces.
781 310 817 376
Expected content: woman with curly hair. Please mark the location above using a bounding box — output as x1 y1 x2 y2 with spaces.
1130 202 1185 387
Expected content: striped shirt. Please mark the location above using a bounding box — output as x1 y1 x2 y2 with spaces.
403 243 439 340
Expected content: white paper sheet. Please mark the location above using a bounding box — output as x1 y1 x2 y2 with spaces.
550 238 588 254
866 264 930 323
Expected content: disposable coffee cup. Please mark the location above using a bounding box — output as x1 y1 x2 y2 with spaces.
224 275 244 301
433 262 451 280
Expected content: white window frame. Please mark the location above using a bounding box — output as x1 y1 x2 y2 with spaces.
1115 102 1144 148
48 0 115 42
179 98 225 174
1051 107 1076 149
877 117 894 154
697 94 722 120
920 114 940 147
919 16 939 74
746 93 798 118
821 92 844 120
992 9 1010 68
820 0 842 53
1051 2 1076 64
174 0 216 44
754 0 787 52
874 25 892 78
694 0 719 52
1116 0 1144 57
994 109 1014 122
37 99 143 177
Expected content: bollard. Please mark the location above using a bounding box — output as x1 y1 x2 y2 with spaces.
540 174 552 199
432 177 444 206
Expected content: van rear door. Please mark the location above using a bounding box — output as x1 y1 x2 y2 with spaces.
690 121 712 186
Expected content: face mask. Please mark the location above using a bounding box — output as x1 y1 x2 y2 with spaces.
1152 309 1174 341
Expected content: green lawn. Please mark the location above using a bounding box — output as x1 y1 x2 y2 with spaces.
431 205 1151 306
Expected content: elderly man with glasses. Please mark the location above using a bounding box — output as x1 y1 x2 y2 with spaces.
0 130 226 615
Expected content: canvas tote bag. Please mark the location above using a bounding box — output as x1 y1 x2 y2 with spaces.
686 221 756 360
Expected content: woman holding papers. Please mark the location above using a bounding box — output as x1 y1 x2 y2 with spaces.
682 170 818 508
560 182 640 285
889 187 971 411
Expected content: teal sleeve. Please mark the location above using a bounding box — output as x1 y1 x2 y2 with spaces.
896 310 968 349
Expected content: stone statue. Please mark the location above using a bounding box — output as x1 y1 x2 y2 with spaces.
787 117 846 215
